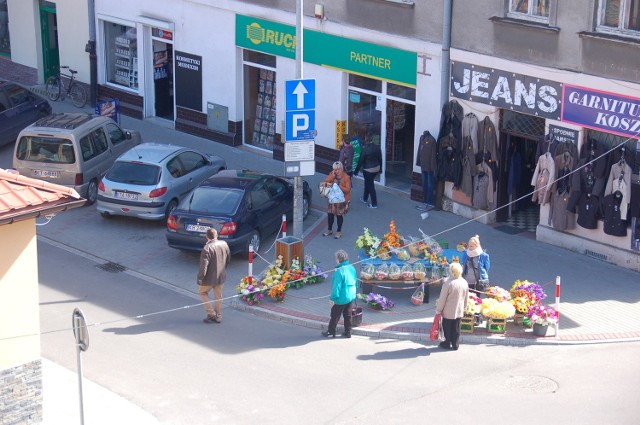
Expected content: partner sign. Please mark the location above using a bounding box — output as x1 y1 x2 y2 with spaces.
562 85 640 139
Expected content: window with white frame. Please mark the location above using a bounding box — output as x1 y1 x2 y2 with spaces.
508 0 551 23
597 0 640 36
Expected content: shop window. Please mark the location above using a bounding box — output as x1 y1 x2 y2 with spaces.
508 0 552 23
243 51 276 151
349 74 382 93
387 83 415 102
585 129 638 162
0 0 10 56
597 0 640 37
104 22 138 89
500 110 545 138
243 50 276 67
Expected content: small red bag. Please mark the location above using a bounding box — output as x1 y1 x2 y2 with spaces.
430 313 442 342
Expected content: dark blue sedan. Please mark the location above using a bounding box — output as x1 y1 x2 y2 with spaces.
166 170 312 255
0 80 51 147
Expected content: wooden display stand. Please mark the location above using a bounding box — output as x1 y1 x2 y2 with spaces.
487 318 507 333
276 236 303 269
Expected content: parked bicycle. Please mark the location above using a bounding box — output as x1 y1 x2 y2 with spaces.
45 66 87 108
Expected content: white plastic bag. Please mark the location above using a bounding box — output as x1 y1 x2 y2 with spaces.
327 183 345 203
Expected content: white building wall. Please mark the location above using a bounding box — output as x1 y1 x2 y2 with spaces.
54 0 90 82
6 0 40 70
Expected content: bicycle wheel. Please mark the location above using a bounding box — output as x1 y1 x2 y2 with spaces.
69 83 87 108
45 76 61 101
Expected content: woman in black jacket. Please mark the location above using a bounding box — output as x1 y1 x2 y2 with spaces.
355 135 382 209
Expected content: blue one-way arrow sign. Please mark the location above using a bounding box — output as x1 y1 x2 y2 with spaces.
286 79 315 111
285 79 316 141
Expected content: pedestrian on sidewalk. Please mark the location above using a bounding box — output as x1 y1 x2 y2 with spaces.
323 161 351 239
197 228 230 324
460 235 490 297
416 130 437 210
322 249 358 338
355 132 382 209
338 134 354 182
435 262 468 350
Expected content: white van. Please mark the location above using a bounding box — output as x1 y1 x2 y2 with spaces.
13 113 142 204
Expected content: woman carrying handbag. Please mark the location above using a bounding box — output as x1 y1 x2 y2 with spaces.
322 161 351 239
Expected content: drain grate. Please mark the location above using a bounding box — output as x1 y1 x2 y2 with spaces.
585 249 607 262
96 262 126 273
506 375 558 393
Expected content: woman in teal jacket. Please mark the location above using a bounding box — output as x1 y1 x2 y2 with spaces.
322 249 358 338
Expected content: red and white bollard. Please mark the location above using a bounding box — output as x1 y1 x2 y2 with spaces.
555 276 561 336
247 244 254 285
281 214 287 238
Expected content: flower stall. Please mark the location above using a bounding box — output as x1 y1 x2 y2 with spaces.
355 220 460 304
235 255 327 305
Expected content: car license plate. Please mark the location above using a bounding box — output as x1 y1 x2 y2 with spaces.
33 170 59 178
186 224 210 233
114 191 139 200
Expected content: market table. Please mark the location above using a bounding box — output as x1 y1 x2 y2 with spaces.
357 248 460 304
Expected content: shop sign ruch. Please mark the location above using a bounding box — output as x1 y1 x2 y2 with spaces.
450 61 562 120
562 85 640 139
235 14 416 87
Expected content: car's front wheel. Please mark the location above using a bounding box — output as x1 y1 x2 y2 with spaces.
303 195 310 219
247 231 261 253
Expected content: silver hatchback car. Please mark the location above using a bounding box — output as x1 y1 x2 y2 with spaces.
97 143 226 220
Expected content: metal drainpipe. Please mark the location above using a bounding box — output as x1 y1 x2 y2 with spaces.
441 0 452 108
86 0 97 106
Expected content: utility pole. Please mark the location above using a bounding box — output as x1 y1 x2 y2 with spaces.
85 0 97 106
293 0 304 238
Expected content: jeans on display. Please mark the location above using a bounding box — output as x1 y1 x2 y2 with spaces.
421 170 435 206
362 170 378 207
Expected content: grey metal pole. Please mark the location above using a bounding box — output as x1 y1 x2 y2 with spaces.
73 315 85 425
441 0 453 108
86 0 97 106
293 0 304 238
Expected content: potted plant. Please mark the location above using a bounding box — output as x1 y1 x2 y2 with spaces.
527 304 558 336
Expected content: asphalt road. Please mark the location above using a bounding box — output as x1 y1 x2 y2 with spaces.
39 239 639 425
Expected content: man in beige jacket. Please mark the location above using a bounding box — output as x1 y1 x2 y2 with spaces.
435 262 468 350
197 228 231 324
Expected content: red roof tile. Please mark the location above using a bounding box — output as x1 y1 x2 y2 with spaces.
0 168 84 224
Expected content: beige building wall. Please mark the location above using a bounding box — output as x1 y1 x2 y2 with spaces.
0 219 41 369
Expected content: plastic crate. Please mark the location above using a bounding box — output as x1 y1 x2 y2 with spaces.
460 316 475 333
487 318 506 333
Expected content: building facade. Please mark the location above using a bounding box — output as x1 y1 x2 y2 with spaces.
1 0 638 270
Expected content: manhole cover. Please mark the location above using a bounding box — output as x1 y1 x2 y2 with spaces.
96 262 126 273
506 375 558 393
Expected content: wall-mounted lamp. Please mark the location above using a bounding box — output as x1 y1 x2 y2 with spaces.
314 4 325 20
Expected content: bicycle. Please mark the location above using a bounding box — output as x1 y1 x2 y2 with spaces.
45 66 88 108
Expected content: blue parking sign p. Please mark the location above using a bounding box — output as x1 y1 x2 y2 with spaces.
285 110 315 141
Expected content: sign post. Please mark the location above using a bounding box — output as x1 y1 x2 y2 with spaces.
285 77 316 237
72 308 89 425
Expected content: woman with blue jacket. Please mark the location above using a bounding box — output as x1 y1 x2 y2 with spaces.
459 235 490 296
322 249 358 338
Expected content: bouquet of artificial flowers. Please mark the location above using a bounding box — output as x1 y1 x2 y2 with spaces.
464 293 482 316
355 228 381 258
481 298 516 319
302 255 328 285
486 286 512 302
358 292 395 311
527 304 558 326
236 276 265 305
